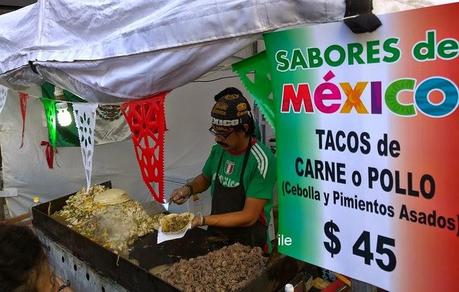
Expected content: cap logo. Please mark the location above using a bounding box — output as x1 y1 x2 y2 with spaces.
212 109 227 116
223 94 240 100
236 103 247 111
214 101 228 111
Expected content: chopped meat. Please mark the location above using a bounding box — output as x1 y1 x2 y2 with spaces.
157 243 267 291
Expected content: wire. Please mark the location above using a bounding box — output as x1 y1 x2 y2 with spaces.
192 75 241 83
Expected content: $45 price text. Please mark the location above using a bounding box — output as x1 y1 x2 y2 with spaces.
324 220 397 272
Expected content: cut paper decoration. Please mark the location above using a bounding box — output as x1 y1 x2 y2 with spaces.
40 141 56 169
19 92 29 148
0 85 7 114
73 103 98 191
232 51 275 129
41 98 57 147
121 92 166 203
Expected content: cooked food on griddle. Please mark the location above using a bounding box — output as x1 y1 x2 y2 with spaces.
151 213 166 230
54 185 157 254
157 243 267 291
160 212 194 233
93 188 131 205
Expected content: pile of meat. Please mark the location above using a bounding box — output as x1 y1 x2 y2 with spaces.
157 243 267 291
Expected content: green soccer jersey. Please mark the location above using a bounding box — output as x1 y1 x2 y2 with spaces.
202 141 276 229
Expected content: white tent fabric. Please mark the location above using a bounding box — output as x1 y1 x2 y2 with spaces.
0 4 38 75
0 69 253 216
0 0 346 102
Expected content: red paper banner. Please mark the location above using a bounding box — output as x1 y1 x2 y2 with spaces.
19 92 29 148
121 93 167 203
40 141 56 169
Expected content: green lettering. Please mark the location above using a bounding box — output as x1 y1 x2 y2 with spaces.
290 48 308 70
347 43 365 65
275 50 290 72
385 79 416 116
413 30 436 61
307 47 323 68
367 40 380 64
383 38 401 63
438 39 458 59
324 45 346 67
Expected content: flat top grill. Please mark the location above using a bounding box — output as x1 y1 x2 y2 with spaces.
32 187 308 291
130 229 230 270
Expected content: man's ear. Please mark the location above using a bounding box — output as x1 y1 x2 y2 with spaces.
243 124 249 132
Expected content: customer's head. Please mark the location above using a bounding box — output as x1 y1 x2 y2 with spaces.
210 87 255 150
0 224 54 292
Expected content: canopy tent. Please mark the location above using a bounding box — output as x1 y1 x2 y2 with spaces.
1 0 453 101
1 0 454 215
0 0 350 103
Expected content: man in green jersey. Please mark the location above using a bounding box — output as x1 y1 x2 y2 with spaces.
171 88 276 251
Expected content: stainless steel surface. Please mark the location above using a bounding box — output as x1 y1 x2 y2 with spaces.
139 200 167 215
37 230 128 292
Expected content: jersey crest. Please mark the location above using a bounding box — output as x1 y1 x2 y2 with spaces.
224 160 235 175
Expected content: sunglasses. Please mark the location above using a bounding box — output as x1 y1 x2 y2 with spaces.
208 126 234 139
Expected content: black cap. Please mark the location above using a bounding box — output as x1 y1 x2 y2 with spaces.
211 88 251 127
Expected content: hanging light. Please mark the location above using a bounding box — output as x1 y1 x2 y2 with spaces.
54 86 72 127
56 102 72 127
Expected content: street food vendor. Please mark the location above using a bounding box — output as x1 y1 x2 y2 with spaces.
171 88 276 251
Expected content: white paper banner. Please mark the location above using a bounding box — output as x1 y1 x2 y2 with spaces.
0 85 7 114
73 103 98 191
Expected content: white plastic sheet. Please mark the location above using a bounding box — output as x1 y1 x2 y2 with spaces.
0 0 346 102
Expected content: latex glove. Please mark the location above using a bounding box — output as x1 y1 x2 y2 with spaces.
191 214 204 228
170 185 191 205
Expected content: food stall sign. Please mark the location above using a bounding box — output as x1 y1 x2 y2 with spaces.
263 4 459 291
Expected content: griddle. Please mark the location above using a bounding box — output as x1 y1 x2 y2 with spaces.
32 185 310 291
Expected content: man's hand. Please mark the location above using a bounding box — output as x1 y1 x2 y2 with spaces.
191 214 204 228
170 185 191 204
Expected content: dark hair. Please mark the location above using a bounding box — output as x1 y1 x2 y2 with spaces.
0 224 47 292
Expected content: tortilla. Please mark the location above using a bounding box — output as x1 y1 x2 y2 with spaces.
93 188 131 205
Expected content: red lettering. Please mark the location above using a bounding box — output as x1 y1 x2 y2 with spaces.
281 83 314 113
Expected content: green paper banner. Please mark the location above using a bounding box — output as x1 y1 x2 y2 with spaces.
41 98 57 147
232 52 275 129
41 83 80 147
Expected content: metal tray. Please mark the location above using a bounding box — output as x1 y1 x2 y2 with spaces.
32 185 308 291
